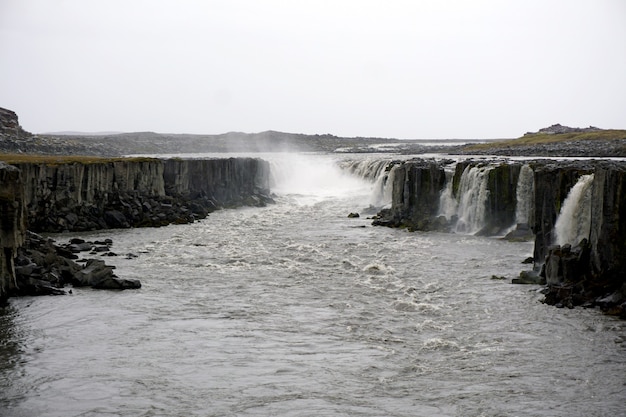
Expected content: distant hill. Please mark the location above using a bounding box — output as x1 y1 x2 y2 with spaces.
458 125 626 157
4 107 624 157
42 131 124 136
6 130 475 157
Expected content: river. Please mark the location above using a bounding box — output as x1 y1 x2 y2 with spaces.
1 153 625 417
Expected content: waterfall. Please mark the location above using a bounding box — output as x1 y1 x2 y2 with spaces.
453 165 493 234
515 164 534 226
438 168 458 220
268 154 372 203
339 158 397 207
554 174 594 246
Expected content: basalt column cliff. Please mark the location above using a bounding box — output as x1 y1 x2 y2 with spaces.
373 158 626 316
11 157 272 233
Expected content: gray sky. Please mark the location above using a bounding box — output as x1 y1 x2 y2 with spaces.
1 0 625 139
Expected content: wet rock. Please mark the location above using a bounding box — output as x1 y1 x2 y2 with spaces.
15 277 66 296
347 212 360 218
512 270 545 285
104 210 130 228
68 242 94 253
504 224 535 242
73 259 115 287
92 276 141 290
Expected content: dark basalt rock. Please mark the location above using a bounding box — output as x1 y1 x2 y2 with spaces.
512 270 545 285
9 157 273 234
372 159 448 231
11 233 141 295
92 276 141 290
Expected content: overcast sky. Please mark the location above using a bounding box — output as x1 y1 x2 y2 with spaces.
1 1 625 139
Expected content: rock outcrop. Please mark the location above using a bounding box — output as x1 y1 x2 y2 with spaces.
534 123 602 135
0 107 31 140
373 159 448 231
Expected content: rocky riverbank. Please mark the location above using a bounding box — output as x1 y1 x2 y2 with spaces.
12 232 141 296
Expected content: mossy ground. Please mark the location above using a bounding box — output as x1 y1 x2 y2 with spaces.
463 130 626 152
0 153 158 165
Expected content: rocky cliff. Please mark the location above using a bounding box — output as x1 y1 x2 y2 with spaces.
0 107 31 140
373 158 626 316
0 163 26 300
373 159 523 235
163 158 271 210
8 157 272 233
373 159 448 231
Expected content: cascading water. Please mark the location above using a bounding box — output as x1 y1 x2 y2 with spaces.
438 168 458 221
339 158 398 208
268 154 373 205
554 173 595 246
453 165 493 234
515 164 535 226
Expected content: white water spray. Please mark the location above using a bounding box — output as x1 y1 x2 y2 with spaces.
269 154 372 204
554 174 594 246
515 164 535 226
340 158 398 207
454 165 493 234
438 168 458 220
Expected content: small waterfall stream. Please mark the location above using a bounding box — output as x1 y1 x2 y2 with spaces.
339 158 398 207
436 164 496 235
438 168 458 221
554 173 595 246
453 165 494 234
515 164 535 226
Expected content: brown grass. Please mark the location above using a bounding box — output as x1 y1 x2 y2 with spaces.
464 129 626 151
0 153 159 165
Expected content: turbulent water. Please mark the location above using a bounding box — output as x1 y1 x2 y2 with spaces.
1 153 625 417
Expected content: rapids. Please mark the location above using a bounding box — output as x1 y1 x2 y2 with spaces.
1 153 625 417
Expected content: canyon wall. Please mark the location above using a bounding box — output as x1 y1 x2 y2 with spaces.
373 158 626 315
0 157 272 300
11 157 271 233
